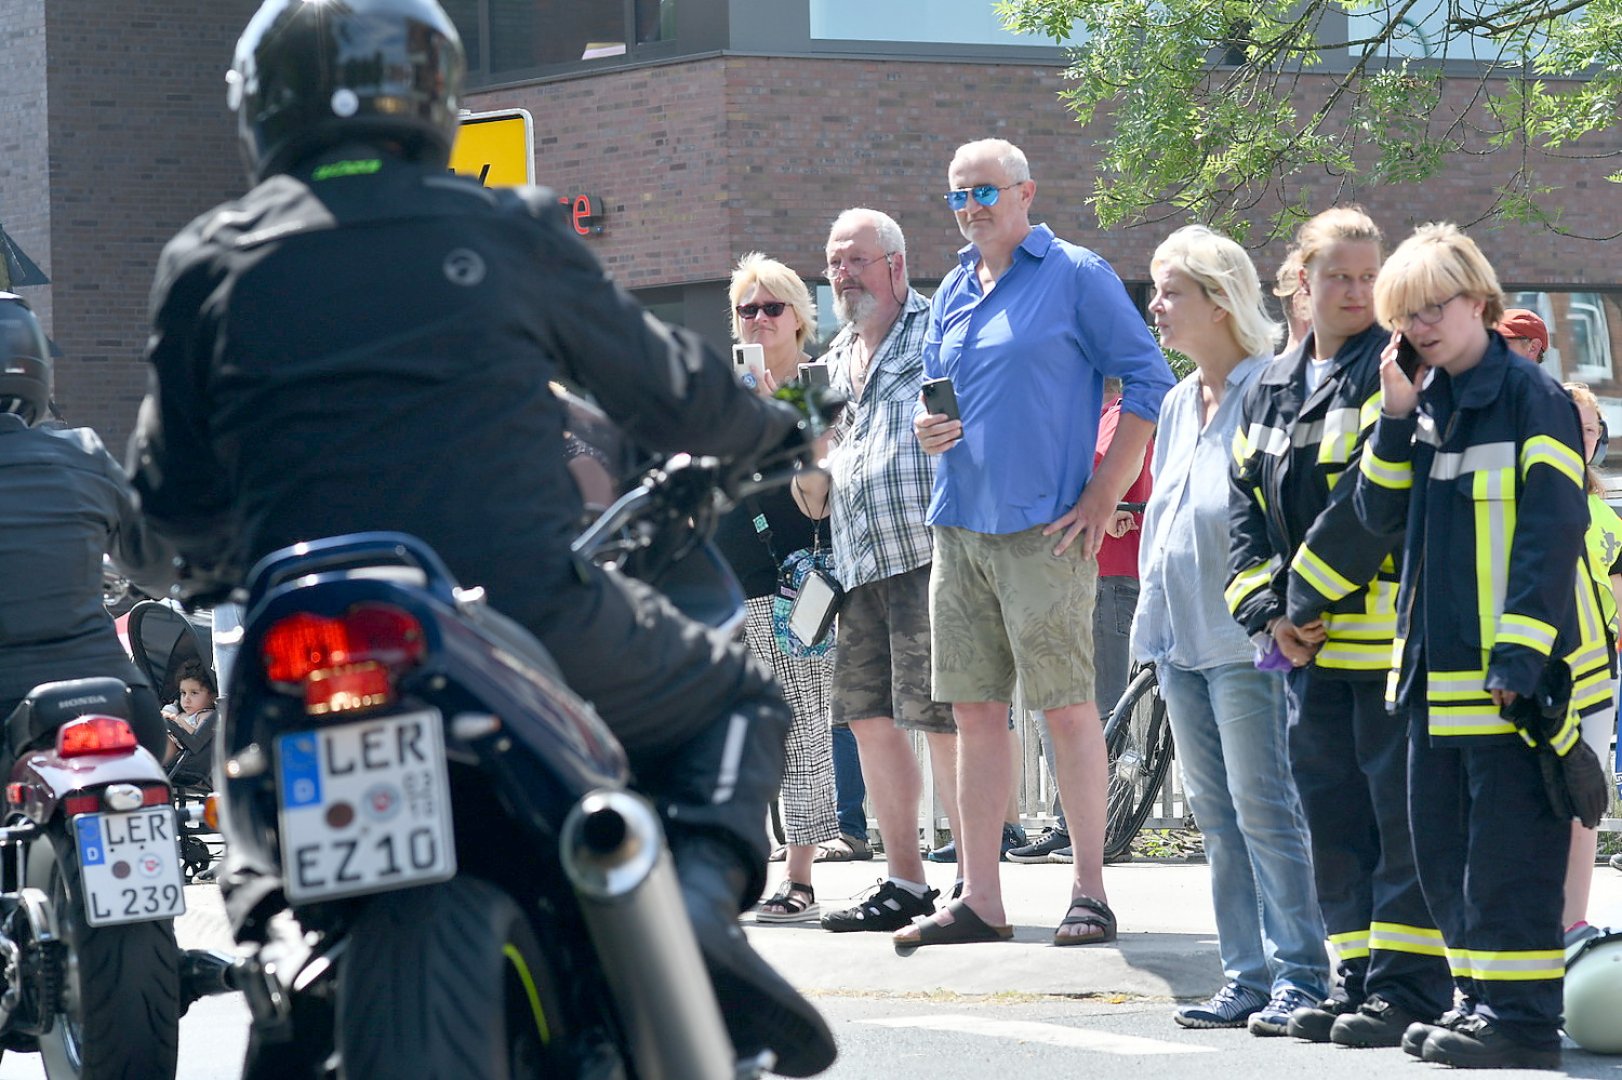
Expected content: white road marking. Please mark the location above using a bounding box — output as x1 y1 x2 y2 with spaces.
858 1013 1218 1055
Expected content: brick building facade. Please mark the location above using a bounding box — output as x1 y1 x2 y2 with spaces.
3 0 1618 448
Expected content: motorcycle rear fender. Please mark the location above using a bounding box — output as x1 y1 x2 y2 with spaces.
7 746 170 828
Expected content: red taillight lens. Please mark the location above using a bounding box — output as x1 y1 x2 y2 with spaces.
261 604 425 714
63 794 101 816
57 715 139 758
141 784 170 807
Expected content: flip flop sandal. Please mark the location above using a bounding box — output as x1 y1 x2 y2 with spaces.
812 836 871 863
892 898 1013 952
767 844 788 862
755 881 819 924
1052 894 1117 946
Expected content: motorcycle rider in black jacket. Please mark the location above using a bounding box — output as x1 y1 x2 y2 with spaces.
125 0 835 1073
0 293 169 757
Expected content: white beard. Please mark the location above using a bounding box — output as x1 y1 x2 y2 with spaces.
834 287 878 327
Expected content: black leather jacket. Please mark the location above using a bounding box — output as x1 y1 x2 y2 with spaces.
129 147 801 626
0 416 168 706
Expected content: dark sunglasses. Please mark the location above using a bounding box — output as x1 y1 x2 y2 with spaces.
736 301 788 319
943 183 1019 211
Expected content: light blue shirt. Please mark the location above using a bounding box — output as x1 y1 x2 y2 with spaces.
921 224 1174 534
1132 355 1269 671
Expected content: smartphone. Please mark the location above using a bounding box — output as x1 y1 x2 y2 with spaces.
920 377 960 422
1394 334 1422 380
798 361 831 391
732 342 766 389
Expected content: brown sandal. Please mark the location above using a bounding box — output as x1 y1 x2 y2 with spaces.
893 899 1013 952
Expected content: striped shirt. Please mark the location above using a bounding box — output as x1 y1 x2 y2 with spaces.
822 289 936 589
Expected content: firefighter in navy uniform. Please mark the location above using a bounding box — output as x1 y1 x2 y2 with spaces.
125 0 835 1073
1226 208 1451 1046
1353 222 1608 1069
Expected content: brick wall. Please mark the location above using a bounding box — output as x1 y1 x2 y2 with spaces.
34 0 257 449
0 0 53 330
470 56 1622 291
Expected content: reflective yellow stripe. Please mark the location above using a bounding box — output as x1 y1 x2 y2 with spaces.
1358 391 1382 431
1317 407 1362 465
1495 612 1558 656
1451 948 1565 981
1519 435 1584 488
1292 544 1358 603
1328 929 1370 961
1247 421 1290 457
1431 442 1514 481
1428 704 1517 737
1427 669 1489 701
1370 922 1447 957
1473 474 1513 646
1359 449 1411 490
1225 562 1273 616
1317 640 1398 670
1232 425 1252 466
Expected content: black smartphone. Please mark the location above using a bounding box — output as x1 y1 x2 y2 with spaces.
921 377 960 422
798 361 831 391
1394 334 1422 380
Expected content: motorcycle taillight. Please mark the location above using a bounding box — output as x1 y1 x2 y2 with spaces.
57 715 139 758
261 604 426 716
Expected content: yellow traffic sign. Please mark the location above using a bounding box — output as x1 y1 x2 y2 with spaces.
449 109 534 187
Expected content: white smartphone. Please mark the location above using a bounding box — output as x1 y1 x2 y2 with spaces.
732 342 766 390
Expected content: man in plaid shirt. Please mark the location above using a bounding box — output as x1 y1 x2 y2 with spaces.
793 208 961 934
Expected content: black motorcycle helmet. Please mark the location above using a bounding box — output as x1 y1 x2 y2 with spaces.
0 292 52 426
227 0 466 184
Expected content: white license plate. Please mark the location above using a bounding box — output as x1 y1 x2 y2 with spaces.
276 710 456 904
74 809 187 927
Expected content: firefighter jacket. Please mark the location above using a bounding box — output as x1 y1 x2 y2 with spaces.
1352 337 1610 749
1226 323 1404 679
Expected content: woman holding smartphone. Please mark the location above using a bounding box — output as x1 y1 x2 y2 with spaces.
713 254 843 922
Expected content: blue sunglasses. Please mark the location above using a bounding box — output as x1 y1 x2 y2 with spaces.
943 183 1019 211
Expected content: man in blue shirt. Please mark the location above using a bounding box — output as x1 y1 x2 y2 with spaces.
900 139 1173 950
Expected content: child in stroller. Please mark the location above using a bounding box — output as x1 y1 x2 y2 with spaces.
162 657 217 786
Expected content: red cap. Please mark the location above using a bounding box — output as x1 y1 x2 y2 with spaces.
1496 308 1549 357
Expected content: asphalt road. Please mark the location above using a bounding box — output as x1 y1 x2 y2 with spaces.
2 860 1619 1078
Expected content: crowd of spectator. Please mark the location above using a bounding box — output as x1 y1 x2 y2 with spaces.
730 136 1617 1071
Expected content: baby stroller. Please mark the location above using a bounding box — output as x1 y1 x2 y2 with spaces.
125 599 223 881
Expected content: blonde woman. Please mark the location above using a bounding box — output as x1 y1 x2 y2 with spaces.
712 254 840 922
1134 225 1327 1034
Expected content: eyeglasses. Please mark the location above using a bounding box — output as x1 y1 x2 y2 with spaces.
736 301 788 320
823 253 893 280
1393 293 1463 330
942 183 1020 211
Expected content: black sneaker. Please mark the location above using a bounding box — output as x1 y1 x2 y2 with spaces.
1000 822 1028 859
1402 1008 1468 1058
1330 994 1427 1048
1421 1015 1561 1069
820 879 938 933
1286 995 1361 1042
1007 826 1070 863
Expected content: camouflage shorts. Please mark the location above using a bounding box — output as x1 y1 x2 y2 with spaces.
929 524 1098 710
829 564 956 733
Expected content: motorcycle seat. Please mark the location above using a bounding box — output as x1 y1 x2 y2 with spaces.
5 677 132 759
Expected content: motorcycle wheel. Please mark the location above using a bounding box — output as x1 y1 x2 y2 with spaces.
33 831 180 1080
337 876 569 1079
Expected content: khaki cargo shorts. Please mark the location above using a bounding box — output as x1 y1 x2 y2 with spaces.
929 524 1098 710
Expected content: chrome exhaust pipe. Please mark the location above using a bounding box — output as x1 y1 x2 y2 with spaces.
560 790 735 1080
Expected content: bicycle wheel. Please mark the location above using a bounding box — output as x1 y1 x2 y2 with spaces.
1102 664 1174 862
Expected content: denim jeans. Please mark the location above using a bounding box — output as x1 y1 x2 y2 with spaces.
1158 661 1328 999
1036 574 1139 831
830 721 867 842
